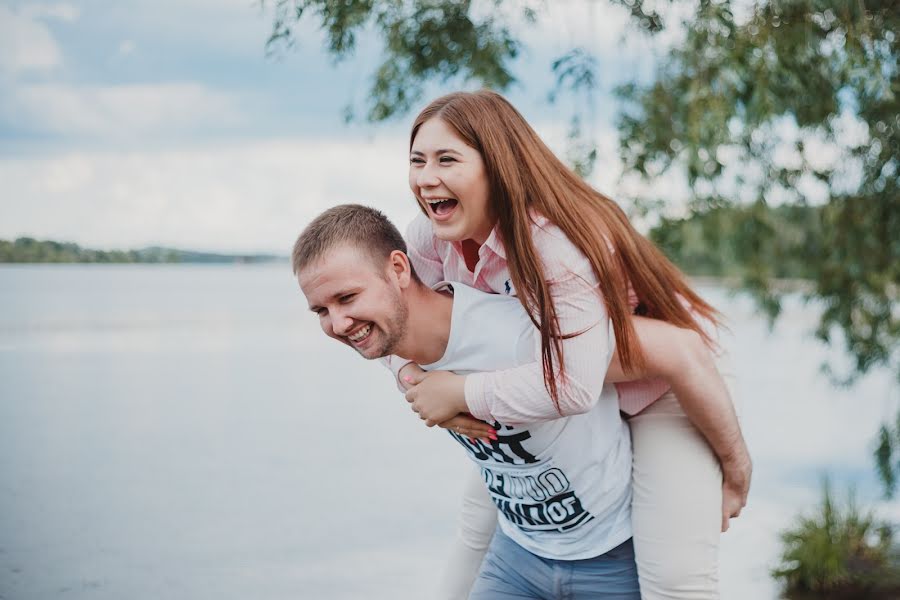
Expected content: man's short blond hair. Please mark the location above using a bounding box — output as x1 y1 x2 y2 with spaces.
292 204 420 282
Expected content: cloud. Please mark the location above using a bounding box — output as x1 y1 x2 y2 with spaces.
2 82 245 139
22 2 80 22
0 134 418 253
0 115 690 253
0 4 66 75
117 39 137 57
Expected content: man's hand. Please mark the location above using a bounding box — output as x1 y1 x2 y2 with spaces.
720 453 752 532
404 370 468 427
398 363 426 391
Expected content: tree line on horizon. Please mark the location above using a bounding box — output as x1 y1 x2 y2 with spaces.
2 201 821 276
0 237 284 264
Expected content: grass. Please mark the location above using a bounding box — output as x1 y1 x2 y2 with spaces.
772 480 900 599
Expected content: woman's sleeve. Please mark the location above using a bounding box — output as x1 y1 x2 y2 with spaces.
464 227 615 426
405 212 446 285
380 213 446 386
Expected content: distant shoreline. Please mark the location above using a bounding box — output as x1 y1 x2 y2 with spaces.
0 237 287 265
688 276 814 293
0 238 820 292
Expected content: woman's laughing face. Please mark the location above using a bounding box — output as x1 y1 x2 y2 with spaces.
409 117 495 245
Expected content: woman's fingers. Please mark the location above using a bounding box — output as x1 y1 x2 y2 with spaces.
438 415 496 442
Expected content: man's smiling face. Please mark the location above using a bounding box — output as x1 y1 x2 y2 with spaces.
299 245 408 360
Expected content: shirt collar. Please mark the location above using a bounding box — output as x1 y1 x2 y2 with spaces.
480 212 552 261
481 225 507 260
447 212 552 263
448 223 506 261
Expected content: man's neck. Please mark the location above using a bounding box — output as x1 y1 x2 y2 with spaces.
393 283 453 365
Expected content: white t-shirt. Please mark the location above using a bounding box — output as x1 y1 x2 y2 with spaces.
421 283 632 560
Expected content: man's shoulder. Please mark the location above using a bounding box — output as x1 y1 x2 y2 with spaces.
446 281 520 310
447 283 531 347
431 282 534 372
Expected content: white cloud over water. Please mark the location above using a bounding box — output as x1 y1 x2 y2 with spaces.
0 135 417 253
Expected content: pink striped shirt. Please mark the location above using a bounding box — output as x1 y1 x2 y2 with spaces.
388 212 669 425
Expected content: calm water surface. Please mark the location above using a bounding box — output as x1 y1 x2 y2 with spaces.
0 265 896 599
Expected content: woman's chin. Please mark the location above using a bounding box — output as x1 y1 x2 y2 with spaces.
429 220 466 242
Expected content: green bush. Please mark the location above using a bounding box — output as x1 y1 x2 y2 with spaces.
773 480 900 599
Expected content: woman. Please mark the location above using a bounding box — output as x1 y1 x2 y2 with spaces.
392 90 751 598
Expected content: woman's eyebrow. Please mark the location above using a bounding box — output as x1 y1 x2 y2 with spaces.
410 148 463 156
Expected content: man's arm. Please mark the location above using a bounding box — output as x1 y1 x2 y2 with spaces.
609 316 751 530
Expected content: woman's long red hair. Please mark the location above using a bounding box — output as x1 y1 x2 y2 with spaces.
411 90 719 408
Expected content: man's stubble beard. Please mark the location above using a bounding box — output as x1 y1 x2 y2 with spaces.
363 290 409 360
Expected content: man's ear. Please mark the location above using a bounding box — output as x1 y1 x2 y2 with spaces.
387 250 412 289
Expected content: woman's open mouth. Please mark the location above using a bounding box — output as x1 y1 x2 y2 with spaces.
424 198 459 219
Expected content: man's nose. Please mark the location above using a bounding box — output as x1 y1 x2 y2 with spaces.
331 310 354 336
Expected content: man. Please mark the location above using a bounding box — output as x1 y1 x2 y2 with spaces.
295 204 640 598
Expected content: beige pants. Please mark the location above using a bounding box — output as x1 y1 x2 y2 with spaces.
439 391 729 600
629 391 722 599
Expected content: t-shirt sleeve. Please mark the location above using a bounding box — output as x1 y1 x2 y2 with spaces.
464 225 615 426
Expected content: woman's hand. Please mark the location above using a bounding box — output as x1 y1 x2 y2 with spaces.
439 414 497 443
404 370 469 426
402 369 496 441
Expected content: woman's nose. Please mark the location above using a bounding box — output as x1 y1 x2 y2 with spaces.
416 161 440 188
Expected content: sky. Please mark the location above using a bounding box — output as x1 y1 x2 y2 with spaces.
0 0 688 253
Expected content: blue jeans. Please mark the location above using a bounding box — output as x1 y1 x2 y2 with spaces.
469 529 641 599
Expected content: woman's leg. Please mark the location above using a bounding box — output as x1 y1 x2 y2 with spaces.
629 391 723 599
436 465 498 600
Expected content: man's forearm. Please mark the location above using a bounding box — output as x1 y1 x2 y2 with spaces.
616 317 751 486
669 331 751 487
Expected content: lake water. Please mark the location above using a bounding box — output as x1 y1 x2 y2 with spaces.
1 265 896 599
